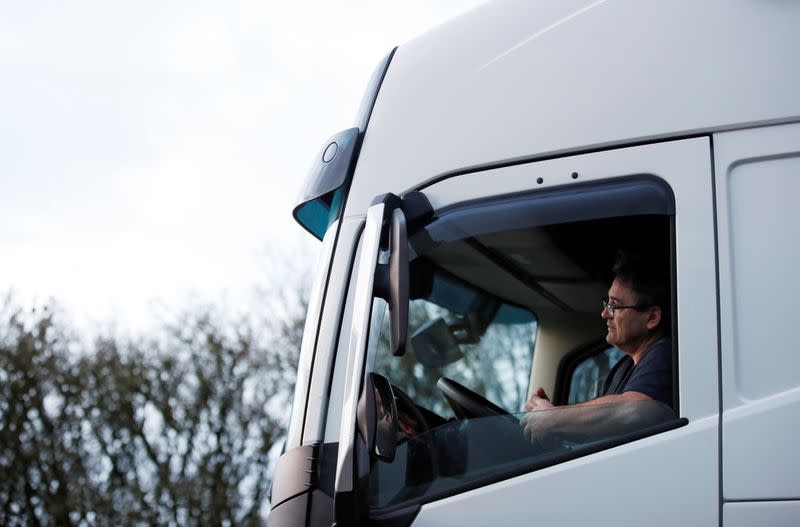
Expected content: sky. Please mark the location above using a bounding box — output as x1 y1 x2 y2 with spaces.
0 1 485 333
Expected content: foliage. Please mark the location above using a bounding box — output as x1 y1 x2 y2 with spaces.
0 287 306 526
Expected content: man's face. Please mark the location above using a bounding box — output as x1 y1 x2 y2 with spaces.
602 277 652 350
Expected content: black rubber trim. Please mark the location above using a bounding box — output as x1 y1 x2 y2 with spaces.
400 190 435 235
669 214 680 415
709 134 724 527
354 47 397 132
369 417 689 515
724 498 800 503
416 176 675 255
370 192 402 208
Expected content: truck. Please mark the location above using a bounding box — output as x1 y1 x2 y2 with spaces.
268 1 800 525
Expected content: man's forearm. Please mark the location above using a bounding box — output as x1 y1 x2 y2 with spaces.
523 396 674 443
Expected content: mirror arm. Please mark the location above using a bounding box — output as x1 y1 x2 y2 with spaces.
388 209 409 355
373 206 410 356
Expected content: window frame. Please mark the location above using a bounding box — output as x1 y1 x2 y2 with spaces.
359 178 684 515
330 138 720 524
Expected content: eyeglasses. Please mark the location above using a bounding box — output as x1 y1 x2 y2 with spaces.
601 299 647 317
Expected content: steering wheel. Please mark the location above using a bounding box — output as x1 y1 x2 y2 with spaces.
437 377 511 419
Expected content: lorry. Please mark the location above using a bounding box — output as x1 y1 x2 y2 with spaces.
268 1 800 525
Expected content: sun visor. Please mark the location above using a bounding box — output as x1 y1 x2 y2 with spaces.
416 176 676 249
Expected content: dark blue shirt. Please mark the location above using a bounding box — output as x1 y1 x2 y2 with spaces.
601 338 673 409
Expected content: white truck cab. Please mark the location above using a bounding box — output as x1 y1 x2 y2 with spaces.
269 2 800 526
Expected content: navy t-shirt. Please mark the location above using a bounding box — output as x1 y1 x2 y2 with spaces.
601 338 673 408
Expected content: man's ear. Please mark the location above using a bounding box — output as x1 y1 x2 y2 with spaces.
645 306 662 331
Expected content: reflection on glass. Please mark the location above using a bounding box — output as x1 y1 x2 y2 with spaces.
371 288 537 419
369 401 675 508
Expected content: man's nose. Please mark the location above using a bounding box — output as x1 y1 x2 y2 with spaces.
601 305 611 319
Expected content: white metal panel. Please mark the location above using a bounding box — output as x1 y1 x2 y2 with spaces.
410 137 718 524
285 221 337 448
415 416 718 527
723 388 800 500
723 501 800 527
323 219 367 443
715 122 800 500
720 149 800 400
346 0 800 218
425 138 718 420
302 217 363 443
335 204 385 494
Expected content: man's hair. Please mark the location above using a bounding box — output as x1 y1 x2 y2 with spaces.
612 249 671 333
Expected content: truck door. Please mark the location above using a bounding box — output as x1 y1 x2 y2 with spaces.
331 137 719 526
715 122 800 526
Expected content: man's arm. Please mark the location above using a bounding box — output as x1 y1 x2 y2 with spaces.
524 388 650 412
521 389 673 444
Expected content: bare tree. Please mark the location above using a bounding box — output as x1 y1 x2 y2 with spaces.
0 274 309 526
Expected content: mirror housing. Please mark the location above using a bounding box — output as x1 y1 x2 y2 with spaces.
374 206 409 356
357 373 398 462
292 128 359 239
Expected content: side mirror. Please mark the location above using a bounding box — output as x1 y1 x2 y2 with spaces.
387 209 409 356
357 373 398 462
374 207 409 356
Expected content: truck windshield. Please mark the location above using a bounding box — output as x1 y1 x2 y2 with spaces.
369 273 537 419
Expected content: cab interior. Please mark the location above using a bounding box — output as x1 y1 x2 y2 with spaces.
398 214 671 410
364 212 675 508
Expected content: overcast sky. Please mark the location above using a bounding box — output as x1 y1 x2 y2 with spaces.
0 1 485 333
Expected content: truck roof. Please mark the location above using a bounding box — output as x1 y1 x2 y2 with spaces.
346 0 800 217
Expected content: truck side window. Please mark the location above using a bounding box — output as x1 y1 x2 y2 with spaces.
360 193 684 510
371 282 537 420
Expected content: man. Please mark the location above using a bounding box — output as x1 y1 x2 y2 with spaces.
520 251 673 443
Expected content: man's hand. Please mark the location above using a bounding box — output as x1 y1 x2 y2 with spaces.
520 387 561 447
523 387 554 413
520 407 562 448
